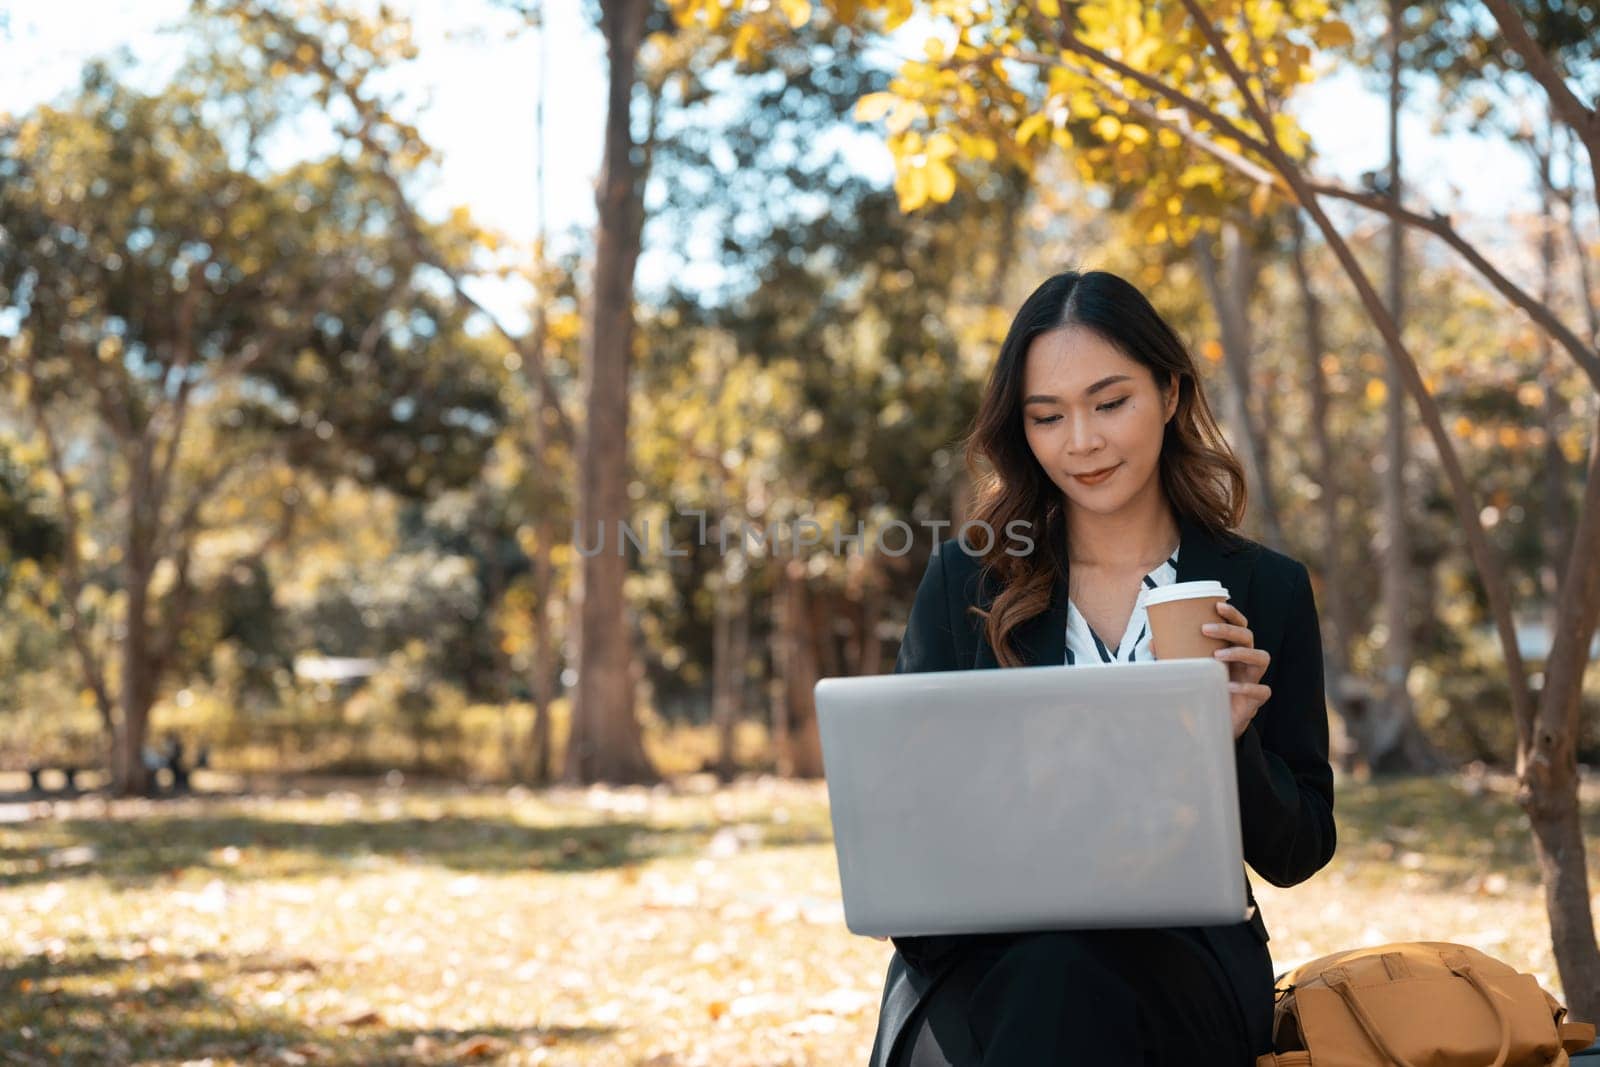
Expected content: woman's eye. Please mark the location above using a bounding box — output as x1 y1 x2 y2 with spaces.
1030 399 1125 425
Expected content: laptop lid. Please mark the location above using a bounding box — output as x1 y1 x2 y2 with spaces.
814 658 1247 938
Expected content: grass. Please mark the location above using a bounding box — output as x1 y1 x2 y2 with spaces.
4 768 1600 1065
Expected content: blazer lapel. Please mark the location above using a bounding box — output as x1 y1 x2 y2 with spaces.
1173 511 1256 613
971 511 1254 669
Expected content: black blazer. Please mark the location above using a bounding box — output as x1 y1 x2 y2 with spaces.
868 510 1337 1065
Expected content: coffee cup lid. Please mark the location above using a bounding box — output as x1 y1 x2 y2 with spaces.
1141 580 1230 607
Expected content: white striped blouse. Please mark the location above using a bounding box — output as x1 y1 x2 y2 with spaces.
1064 544 1181 665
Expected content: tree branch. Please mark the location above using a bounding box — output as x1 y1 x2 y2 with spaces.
1007 35 1600 388
149 259 209 528
1480 0 1600 204
1306 181 1600 389
20 359 114 729
1171 0 1536 743
241 7 579 451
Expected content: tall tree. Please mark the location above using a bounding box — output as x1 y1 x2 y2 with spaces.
1368 0 1441 772
567 0 657 783
675 0 1600 1018
0 26 503 793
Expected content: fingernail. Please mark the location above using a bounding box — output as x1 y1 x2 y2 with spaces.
1213 650 1227 658
1203 624 1220 633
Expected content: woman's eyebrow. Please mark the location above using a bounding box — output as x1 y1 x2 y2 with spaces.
1022 375 1134 405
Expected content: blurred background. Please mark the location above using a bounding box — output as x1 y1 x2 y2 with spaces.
1 0 1598 1064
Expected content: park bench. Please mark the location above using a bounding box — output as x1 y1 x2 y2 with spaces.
25 764 84 795
142 734 209 794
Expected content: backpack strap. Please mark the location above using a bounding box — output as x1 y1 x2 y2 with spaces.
1561 1021 1597 1054
1324 967 1425 1067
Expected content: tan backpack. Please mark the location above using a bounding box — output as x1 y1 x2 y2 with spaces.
1255 941 1595 1067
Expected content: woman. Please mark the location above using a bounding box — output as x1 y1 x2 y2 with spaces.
867 269 1336 1067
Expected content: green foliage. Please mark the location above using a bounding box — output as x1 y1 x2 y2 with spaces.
0 439 64 596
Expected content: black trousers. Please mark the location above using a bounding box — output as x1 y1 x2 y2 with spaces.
895 928 1253 1067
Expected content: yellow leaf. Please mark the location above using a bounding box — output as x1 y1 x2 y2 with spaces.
732 21 759 63
1366 378 1387 404
1128 34 1160 67
854 92 898 123
1248 182 1274 217
1313 19 1353 49
885 99 920 134
1177 162 1224 188
778 0 811 28
897 164 929 212
1037 0 1061 16
927 161 957 202
926 131 958 159
1017 113 1049 145
961 133 998 161
1093 114 1122 141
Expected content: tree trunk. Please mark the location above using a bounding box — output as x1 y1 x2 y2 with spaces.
1536 138 1574 639
711 553 736 780
810 584 842 682
769 564 790 772
1160 0 1600 1014
1559 128 1599 348
1523 407 1600 1021
525 14 556 788
113 558 156 797
111 685 155 797
528 521 556 784
565 0 655 784
1289 210 1363 772
1193 226 1285 549
718 554 750 779
479 513 518 779
778 559 824 777
1368 0 1438 775
859 556 883 676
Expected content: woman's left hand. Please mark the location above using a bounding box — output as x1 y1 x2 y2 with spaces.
1205 601 1272 741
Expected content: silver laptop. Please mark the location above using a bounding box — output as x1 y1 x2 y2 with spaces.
813 658 1248 938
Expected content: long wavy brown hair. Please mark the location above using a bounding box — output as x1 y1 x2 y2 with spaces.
960 269 1250 667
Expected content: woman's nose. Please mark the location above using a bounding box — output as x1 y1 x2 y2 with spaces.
1066 416 1102 453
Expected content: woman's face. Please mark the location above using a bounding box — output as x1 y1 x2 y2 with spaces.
1020 325 1178 519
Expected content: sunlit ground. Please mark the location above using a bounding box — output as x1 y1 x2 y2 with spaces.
3 769 1598 1065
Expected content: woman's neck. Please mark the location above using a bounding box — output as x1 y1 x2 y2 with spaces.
1066 503 1181 570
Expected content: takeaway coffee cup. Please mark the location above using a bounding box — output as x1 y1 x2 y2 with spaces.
1143 580 1232 660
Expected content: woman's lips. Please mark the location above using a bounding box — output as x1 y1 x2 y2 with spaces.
1073 463 1120 485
